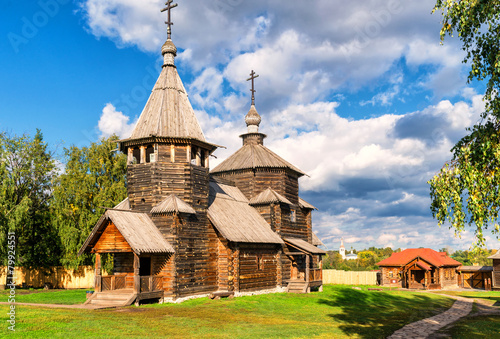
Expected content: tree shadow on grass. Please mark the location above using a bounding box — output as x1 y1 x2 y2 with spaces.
317 287 452 339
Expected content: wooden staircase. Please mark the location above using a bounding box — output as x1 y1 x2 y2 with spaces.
286 281 309 294
84 289 136 308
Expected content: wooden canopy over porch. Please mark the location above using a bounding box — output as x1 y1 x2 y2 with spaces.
78 209 175 303
284 237 325 292
400 258 440 290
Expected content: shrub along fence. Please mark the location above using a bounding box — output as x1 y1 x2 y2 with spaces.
322 269 378 285
0 266 94 289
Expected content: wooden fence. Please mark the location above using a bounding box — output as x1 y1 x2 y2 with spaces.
322 269 378 285
1 267 377 289
0 266 95 289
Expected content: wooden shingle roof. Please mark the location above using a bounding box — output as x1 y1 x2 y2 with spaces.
311 232 325 247
124 56 206 142
209 180 248 203
488 250 500 259
284 237 326 254
377 248 461 267
299 197 317 210
210 143 306 177
208 182 283 244
249 188 292 206
78 210 174 255
151 194 196 214
114 197 130 210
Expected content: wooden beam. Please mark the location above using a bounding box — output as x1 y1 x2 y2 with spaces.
134 253 140 294
306 255 310 283
128 147 134 164
95 253 102 292
140 146 146 164
171 145 175 163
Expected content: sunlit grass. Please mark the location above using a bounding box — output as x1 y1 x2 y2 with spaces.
0 285 455 338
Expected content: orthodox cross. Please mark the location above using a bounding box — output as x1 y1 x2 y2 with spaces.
247 70 259 105
161 1 178 40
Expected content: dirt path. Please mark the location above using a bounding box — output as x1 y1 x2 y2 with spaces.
0 302 110 310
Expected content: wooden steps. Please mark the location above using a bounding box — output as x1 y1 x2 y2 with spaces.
286 281 309 294
85 289 136 307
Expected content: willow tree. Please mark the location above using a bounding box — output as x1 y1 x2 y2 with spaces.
52 136 127 267
429 1 500 247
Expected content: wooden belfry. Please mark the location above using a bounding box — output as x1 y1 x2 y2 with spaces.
79 5 324 306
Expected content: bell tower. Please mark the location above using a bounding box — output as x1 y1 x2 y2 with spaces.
118 25 217 213
117 2 219 297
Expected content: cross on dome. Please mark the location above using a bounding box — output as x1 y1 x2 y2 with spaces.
161 1 178 40
247 70 259 106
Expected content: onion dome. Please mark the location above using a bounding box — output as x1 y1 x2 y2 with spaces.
162 39 177 66
245 105 261 133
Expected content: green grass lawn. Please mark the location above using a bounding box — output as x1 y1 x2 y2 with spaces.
0 285 455 338
0 288 89 305
437 314 500 338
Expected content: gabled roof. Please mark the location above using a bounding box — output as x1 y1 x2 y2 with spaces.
209 179 248 203
78 210 174 256
208 182 283 244
123 47 206 142
151 194 196 214
114 197 130 210
377 248 461 267
210 143 306 177
488 250 500 259
249 188 292 206
312 232 325 247
416 261 431 271
284 237 326 254
299 197 317 210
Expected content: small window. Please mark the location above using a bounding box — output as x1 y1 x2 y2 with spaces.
200 149 205 167
290 208 296 223
133 148 141 164
190 147 197 165
257 254 263 270
388 271 393 278
145 145 154 163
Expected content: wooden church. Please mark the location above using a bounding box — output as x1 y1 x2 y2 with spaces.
79 3 324 306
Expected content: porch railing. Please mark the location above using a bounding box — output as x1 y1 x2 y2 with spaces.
101 275 126 291
309 268 323 282
140 275 163 292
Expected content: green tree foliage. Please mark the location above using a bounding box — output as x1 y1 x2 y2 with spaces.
323 247 395 271
429 1 500 247
51 136 127 268
451 248 494 266
0 130 60 268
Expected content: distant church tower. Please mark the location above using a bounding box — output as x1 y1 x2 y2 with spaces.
339 238 346 260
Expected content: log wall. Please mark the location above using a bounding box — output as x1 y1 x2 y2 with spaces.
237 243 280 291
212 168 299 205
127 142 218 298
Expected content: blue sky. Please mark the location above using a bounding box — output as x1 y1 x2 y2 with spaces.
1 0 496 251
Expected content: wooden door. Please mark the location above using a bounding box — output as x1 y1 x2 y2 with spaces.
463 272 484 289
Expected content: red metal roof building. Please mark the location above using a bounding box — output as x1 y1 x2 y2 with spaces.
377 248 461 289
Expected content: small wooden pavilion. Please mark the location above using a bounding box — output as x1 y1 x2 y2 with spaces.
377 248 461 289
78 4 324 305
